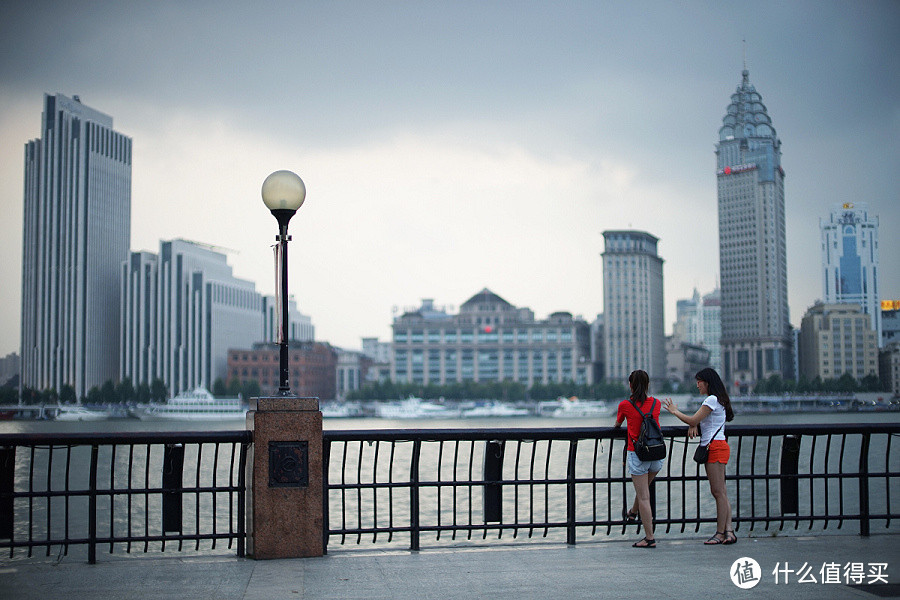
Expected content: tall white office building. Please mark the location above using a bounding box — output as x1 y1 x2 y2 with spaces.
821 202 881 345
602 231 666 386
673 288 722 372
22 94 132 399
716 69 791 393
122 239 267 397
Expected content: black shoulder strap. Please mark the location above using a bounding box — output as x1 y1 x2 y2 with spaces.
629 397 654 418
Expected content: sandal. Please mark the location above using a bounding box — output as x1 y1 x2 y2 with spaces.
704 532 726 545
632 537 656 548
723 530 737 545
622 509 640 523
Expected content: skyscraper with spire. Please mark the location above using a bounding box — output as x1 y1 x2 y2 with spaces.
715 69 790 393
21 94 132 399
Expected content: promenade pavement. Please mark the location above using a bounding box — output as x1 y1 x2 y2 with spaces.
2 533 899 600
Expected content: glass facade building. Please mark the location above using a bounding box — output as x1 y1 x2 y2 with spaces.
821 202 880 345
21 94 132 399
716 69 791 392
391 290 592 386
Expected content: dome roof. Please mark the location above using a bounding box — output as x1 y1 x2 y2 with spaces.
461 288 512 310
718 69 777 142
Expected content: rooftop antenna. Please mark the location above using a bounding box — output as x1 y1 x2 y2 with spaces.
742 39 748 71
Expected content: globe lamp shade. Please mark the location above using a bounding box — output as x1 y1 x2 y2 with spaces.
261 170 306 213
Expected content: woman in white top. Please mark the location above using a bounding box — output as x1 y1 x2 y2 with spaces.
663 367 736 545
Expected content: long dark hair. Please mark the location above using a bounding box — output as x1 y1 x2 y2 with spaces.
696 367 734 421
628 370 650 404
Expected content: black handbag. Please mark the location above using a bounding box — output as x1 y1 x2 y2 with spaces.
693 422 724 464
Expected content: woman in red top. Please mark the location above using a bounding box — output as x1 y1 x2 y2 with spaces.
614 369 663 548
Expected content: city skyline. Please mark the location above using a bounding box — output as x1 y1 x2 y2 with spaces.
1 2 899 357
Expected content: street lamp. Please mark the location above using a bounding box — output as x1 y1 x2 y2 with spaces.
261 170 306 396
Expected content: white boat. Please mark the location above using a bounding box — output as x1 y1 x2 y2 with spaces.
131 387 247 421
540 396 610 418
321 402 360 418
375 396 458 419
462 401 529 418
54 405 109 421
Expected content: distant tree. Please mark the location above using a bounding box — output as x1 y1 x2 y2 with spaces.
86 386 102 404
21 387 49 404
810 376 824 392
136 382 151 404
860 374 883 392
150 378 168 402
227 377 243 397
755 374 786 395
115 378 135 404
99 380 118 404
60 384 77 404
212 378 227 397
676 380 696 394
241 380 261 399
0 386 18 404
834 373 857 393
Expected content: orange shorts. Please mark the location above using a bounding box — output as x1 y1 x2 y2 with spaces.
707 439 730 464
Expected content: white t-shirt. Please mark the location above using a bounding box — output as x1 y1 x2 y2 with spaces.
699 395 727 445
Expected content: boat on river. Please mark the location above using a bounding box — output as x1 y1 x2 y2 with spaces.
461 401 529 418
321 401 362 418
53 405 109 421
375 396 458 419
539 396 611 418
130 387 247 421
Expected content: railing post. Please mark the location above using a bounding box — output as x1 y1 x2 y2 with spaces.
483 440 504 523
246 396 324 559
566 440 577 545
88 444 98 564
780 435 801 515
410 439 421 551
162 444 185 534
859 433 871 536
0 446 14 540
322 439 331 555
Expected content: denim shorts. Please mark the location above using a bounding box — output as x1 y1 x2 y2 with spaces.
627 450 663 476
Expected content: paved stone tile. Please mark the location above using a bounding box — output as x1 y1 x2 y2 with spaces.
1 534 898 600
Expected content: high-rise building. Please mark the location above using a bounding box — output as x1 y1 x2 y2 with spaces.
883 300 900 347
821 202 881 344
716 69 790 393
601 231 666 386
21 94 132 399
122 239 267 397
798 303 878 383
672 288 722 372
391 291 592 386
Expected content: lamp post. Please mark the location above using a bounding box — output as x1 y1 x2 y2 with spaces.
261 170 306 396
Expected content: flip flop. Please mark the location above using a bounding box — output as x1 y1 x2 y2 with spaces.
723 530 737 545
632 537 656 548
622 509 640 523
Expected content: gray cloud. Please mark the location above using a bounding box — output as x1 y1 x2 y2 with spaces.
1 0 898 354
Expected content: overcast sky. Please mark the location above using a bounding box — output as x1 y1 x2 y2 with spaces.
1 1 898 357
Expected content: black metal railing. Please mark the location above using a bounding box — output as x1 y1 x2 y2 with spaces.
0 431 251 563
322 424 900 551
2 424 897 562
